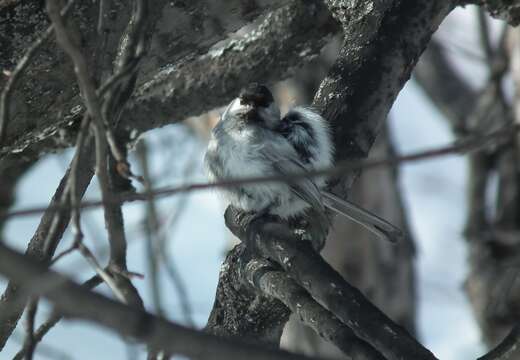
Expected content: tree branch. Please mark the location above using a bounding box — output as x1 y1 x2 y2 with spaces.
0 242 323 360
0 149 94 349
225 209 435 360
0 0 312 161
245 258 386 359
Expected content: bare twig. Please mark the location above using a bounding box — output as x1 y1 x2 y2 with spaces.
477 8 494 67
3 123 518 221
136 140 195 325
47 0 145 309
11 330 72 360
22 298 38 360
136 140 164 316
13 275 102 360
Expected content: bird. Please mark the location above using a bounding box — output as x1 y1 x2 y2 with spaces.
204 83 403 245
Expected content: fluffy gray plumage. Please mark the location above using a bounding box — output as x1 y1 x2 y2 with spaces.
205 84 403 243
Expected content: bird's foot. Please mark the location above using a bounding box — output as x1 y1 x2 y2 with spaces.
244 210 278 250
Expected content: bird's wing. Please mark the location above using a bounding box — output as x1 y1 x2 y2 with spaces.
321 191 404 243
260 146 328 223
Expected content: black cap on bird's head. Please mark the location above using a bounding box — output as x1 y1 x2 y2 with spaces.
239 83 274 108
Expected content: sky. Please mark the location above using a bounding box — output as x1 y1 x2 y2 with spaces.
0 5 501 360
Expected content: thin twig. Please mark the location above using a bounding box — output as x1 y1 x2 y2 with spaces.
78 243 128 303
11 330 72 360
13 275 102 360
57 114 128 303
477 8 494 68
136 140 164 316
101 0 148 179
22 298 38 360
47 0 125 270
3 123 519 220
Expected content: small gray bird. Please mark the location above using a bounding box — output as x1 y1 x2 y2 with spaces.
205 83 403 243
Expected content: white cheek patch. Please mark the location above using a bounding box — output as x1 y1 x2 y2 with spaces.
227 98 252 116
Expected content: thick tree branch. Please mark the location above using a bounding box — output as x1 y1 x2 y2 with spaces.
413 15 520 349
118 0 335 145
246 259 386 359
225 209 435 360
0 0 314 160
414 39 478 132
478 325 520 360
315 0 453 194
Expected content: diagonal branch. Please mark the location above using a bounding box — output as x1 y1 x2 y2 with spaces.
0 242 324 360
244 258 386 359
0 148 94 349
225 209 436 360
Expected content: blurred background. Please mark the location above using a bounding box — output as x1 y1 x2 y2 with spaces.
1 4 517 359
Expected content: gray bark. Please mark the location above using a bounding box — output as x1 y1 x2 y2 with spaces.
0 0 333 160
282 124 416 359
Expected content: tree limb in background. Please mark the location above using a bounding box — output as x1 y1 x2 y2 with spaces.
0 147 94 349
461 0 520 26
136 140 165 316
136 139 195 326
414 11 520 353
478 325 520 360
0 242 322 360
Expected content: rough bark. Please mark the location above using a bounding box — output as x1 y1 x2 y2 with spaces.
0 0 333 161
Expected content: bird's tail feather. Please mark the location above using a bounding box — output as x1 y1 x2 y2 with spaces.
321 191 403 243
